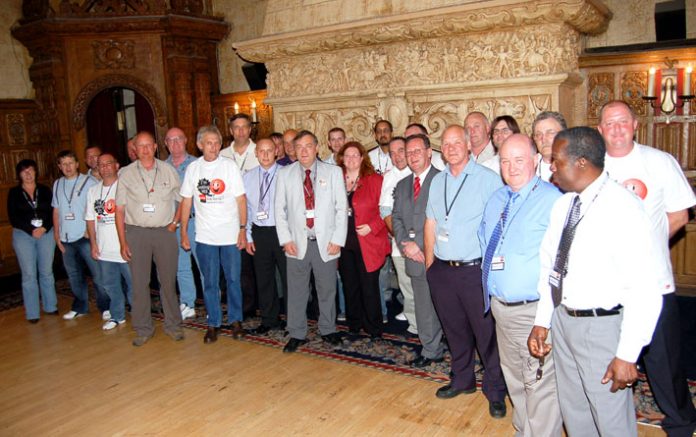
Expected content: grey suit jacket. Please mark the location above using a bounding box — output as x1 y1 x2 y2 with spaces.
274 160 347 262
392 166 440 277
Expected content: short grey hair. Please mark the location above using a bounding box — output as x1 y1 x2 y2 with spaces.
197 125 223 144
532 111 567 133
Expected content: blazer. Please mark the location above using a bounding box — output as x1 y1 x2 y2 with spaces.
350 172 390 273
275 160 348 262
392 166 440 277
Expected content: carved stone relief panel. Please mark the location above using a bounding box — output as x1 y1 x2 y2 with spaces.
377 97 411 137
587 72 614 121
92 40 135 70
620 72 648 117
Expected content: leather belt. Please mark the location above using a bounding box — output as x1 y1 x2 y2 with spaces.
440 258 482 267
307 236 317 241
497 298 539 307
564 304 622 317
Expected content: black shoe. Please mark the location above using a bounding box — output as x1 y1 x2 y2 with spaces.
369 333 382 341
322 333 342 346
28 318 39 324
283 337 307 353
436 384 477 399
410 355 444 368
489 400 506 418
251 324 272 335
204 327 219 344
45 310 59 316
348 327 361 335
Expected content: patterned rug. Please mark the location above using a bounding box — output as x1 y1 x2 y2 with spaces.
4 279 695 428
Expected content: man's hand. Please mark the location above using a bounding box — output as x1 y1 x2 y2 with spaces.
120 242 132 262
56 239 65 254
602 357 638 393
401 241 425 264
90 245 100 261
283 242 298 257
31 227 46 240
237 230 247 250
528 325 552 358
181 233 191 251
166 222 178 233
327 242 341 256
246 242 256 256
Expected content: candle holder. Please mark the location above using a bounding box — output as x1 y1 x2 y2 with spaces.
642 64 693 115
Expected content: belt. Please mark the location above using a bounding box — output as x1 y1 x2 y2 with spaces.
497 298 539 307
564 304 622 317
308 236 317 241
440 257 482 267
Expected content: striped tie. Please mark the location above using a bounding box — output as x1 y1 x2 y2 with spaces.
481 192 514 313
552 195 582 307
413 176 421 201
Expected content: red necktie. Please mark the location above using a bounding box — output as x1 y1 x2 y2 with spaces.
413 176 421 201
304 169 314 228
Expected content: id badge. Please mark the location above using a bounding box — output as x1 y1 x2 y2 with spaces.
256 211 268 221
408 229 416 239
31 218 43 227
491 255 505 271
437 228 449 242
143 203 156 213
64 213 75 221
548 270 561 287
305 209 315 219
347 207 353 217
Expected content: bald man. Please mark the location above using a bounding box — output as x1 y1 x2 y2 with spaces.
277 129 298 166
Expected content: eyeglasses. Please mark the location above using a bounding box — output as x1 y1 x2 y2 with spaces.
533 130 558 140
98 161 117 168
165 136 185 143
406 149 426 156
492 128 511 136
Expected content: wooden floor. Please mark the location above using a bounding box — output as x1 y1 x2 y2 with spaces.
0 296 666 436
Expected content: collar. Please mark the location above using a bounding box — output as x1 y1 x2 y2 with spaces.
445 158 476 179
414 165 432 180
578 171 609 208
506 175 541 201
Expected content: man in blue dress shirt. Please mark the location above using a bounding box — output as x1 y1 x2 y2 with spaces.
479 134 562 435
424 124 507 418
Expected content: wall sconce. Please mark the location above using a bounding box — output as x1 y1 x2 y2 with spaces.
642 60 693 115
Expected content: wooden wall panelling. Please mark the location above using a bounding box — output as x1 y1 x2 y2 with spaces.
212 90 272 145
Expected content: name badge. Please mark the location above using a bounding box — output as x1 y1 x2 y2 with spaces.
31 218 43 227
408 229 416 239
347 207 353 217
437 228 449 242
143 203 156 213
256 211 268 221
64 213 75 221
491 255 505 271
305 209 315 219
548 270 561 287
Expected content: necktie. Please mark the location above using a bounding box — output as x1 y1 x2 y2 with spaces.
259 170 270 213
551 195 582 307
304 169 314 228
481 191 514 313
413 176 421 201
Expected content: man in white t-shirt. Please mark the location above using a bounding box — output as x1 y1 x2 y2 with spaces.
86 153 132 330
598 100 696 437
180 126 248 344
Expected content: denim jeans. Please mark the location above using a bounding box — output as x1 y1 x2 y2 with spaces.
176 218 201 308
12 229 57 320
195 242 242 327
99 260 132 321
62 237 109 313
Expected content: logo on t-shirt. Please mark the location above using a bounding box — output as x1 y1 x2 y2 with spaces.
622 178 648 200
94 198 116 223
197 178 225 203
210 179 226 195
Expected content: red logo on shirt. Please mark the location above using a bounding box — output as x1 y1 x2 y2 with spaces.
104 199 116 214
210 179 225 195
622 178 648 200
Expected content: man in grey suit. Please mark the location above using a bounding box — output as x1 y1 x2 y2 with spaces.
275 130 348 353
392 134 445 367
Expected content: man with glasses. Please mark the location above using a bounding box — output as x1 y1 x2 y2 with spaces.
532 111 567 182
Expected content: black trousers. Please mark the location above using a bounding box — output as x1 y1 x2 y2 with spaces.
251 225 286 327
643 293 696 437
241 249 257 316
338 246 383 336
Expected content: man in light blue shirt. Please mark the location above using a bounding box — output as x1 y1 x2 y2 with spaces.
479 134 562 436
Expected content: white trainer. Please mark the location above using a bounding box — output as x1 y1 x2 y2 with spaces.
181 305 196 320
102 319 126 330
395 312 407 321
62 310 84 320
102 310 111 320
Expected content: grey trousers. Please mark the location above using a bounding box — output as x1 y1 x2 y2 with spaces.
410 274 444 359
286 239 337 339
392 256 417 333
126 225 182 337
491 299 562 437
552 306 637 437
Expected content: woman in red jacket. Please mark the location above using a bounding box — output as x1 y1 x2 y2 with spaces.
337 141 390 339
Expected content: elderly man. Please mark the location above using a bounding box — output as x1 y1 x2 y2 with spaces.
529 127 664 437
115 131 184 346
324 127 346 165
220 113 259 174
368 120 394 175
479 134 562 435
275 130 347 353
424 125 507 418
464 112 498 171
180 126 247 343
277 129 298 166
532 111 567 182
392 134 446 368
598 100 696 437
164 127 200 320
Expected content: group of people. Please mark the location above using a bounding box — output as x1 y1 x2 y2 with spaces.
8 100 696 436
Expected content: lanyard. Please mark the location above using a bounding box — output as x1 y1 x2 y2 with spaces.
100 182 115 202
496 177 541 251
22 188 38 217
444 172 468 220
137 161 158 198
346 175 360 194
62 175 86 209
237 150 249 171
258 167 276 206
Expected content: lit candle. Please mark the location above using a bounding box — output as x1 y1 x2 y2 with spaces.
647 67 656 98
251 100 257 123
684 65 692 96
234 102 239 114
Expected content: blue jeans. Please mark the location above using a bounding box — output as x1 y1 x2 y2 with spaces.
62 238 109 314
12 229 57 320
99 260 132 321
176 219 201 307
196 242 242 327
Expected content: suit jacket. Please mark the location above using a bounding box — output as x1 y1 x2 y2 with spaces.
275 160 347 262
392 166 440 277
350 172 390 272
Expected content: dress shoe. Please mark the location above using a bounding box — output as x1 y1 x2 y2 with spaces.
165 330 185 341
230 321 245 339
28 318 39 324
45 310 59 316
132 335 152 347
436 384 477 399
410 355 444 368
204 327 220 344
283 337 307 353
489 400 507 418
251 325 272 336
322 333 342 346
